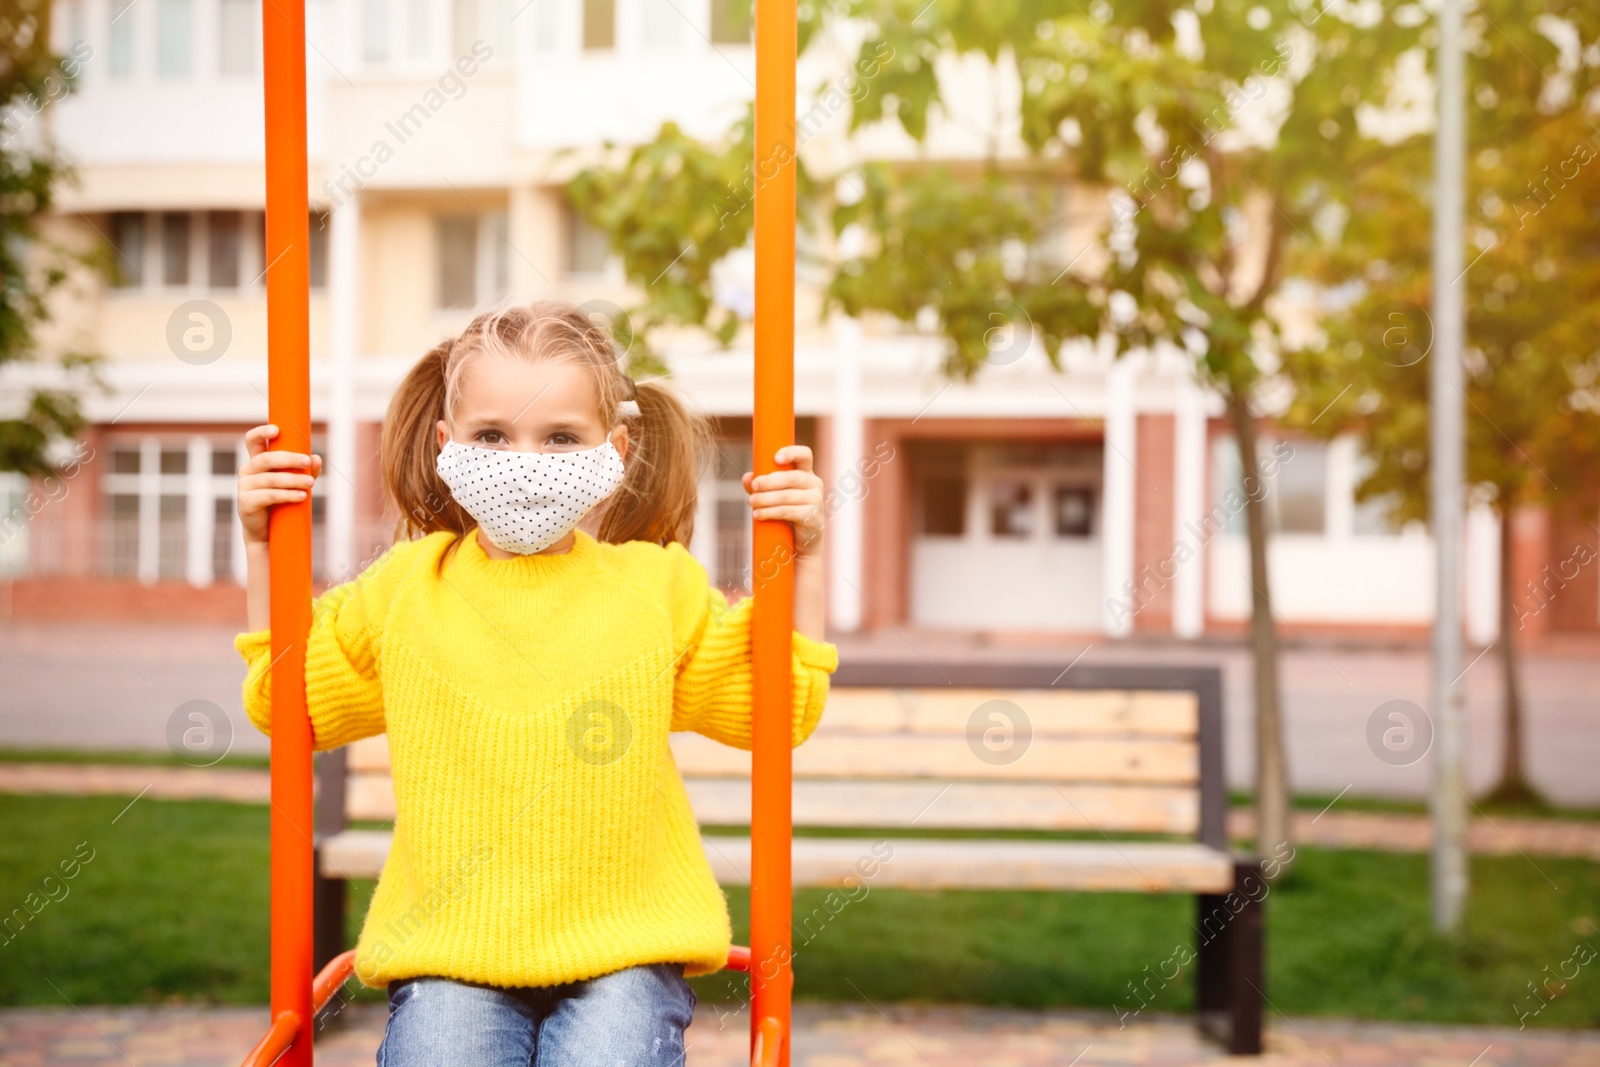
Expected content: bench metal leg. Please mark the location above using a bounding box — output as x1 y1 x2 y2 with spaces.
1195 859 1264 1055
313 861 347 973
312 748 350 975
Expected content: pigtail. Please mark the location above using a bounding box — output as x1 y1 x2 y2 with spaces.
380 339 475 540
596 378 710 548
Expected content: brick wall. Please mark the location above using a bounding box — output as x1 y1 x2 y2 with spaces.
1130 412 1176 633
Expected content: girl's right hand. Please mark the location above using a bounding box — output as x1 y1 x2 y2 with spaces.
239 424 323 545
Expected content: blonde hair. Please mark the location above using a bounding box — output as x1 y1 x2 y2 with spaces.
380 300 710 546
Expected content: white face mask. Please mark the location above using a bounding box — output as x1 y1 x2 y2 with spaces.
435 439 627 555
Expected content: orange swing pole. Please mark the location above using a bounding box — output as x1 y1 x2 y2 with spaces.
258 0 315 1057
750 0 798 1057
249 0 789 1060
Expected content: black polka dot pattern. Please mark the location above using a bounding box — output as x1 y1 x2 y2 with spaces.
435 441 627 554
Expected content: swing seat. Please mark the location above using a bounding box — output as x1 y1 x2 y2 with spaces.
313 661 1263 1056
242 946 756 1067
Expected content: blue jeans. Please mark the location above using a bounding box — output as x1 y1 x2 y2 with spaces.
376 962 698 1067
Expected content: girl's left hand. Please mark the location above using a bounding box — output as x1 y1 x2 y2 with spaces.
743 445 824 558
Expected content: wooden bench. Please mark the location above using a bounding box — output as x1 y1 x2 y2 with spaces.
312 661 1263 1054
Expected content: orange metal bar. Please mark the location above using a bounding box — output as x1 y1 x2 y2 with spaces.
262 0 315 1057
241 951 356 1067
312 950 358 1010
751 0 797 1057
724 944 753 972
752 1015 785 1067
242 1011 303 1067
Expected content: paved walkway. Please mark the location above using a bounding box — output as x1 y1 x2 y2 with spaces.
1 1002 1596 1066
0 762 272 805
5 761 1600 860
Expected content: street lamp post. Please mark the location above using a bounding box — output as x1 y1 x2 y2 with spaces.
1430 0 1469 933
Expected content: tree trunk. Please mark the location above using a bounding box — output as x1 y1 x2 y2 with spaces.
1491 506 1537 805
1227 392 1291 864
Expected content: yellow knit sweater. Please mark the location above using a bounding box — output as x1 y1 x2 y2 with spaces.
235 528 837 990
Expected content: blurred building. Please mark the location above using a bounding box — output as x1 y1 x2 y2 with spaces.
4 0 1595 644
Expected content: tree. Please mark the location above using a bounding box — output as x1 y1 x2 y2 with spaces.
571 0 1435 860
1283 1 1600 807
566 105 818 372
0 0 96 476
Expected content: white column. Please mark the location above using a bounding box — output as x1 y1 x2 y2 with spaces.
1101 355 1137 636
186 435 214 587
690 467 719 579
1326 435 1357 539
1170 367 1206 638
1465 502 1499 644
828 314 865 632
137 436 160 585
327 194 361 582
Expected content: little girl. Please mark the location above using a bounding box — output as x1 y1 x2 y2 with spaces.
234 300 836 1066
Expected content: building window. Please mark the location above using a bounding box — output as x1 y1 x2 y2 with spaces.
106 210 315 294
156 0 194 78
1213 435 1330 536
101 436 326 585
533 0 560 51
161 212 191 286
218 0 259 75
712 441 752 591
640 0 682 47
452 0 475 57
438 215 478 308
488 0 514 58
110 0 136 78
1210 437 1249 537
308 210 330 289
564 200 611 277
110 212 147 287
919 476 967 536
709 0 750 44
1351 448 1404 536
402 0 425 57
363 0 391 62
989 481 1033 538
1274 440 1327 534
447 0 509 59
0 474 31 576
64 0 86 52
1053 486 1094 537
207 211 242 288
437 212 509 308
107 491 140 577
582 0 614 50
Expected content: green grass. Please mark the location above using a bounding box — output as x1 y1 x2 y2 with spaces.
0 793 270 1004
2 793 1597 1029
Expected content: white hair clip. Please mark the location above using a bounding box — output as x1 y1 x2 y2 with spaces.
617 399 641 417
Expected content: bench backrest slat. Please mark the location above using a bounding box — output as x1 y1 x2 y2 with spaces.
347 779 1203 834
331 663 1226 848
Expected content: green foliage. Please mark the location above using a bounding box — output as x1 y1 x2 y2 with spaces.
0 0 97 477
1282 1 1600 524
566 0 1441 403
570 1 1600 530
827 164 1098 378
828 0 1434 394
566 107 815 370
